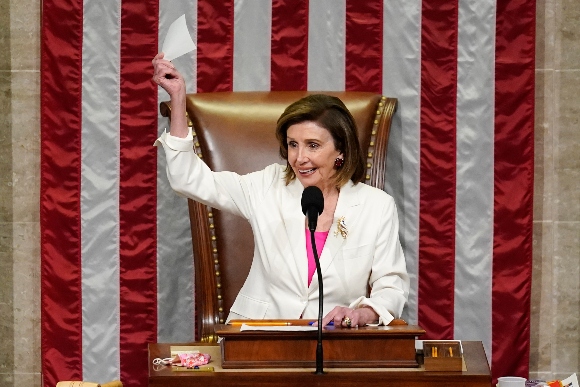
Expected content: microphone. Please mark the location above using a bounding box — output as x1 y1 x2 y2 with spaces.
300 186 325 374
301 186 324 231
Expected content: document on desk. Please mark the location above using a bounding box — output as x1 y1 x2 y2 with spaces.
240 324 318 332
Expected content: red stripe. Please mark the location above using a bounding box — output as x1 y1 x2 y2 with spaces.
271 0 308 91
417 0 458 340
345 0 383 92
40 0 84 386
119 3 159 387
492 0 535 382
197 0 234 92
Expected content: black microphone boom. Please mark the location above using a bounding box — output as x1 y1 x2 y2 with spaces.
300 186 325 374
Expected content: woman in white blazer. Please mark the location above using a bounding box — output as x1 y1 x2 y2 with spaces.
152 53 409 328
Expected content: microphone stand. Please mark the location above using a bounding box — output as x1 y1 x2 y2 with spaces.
308 224 325 375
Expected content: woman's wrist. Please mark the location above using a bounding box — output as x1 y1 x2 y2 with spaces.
356 305 379 325
169 94 189 138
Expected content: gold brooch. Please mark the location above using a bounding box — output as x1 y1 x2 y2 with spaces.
334 216 348 239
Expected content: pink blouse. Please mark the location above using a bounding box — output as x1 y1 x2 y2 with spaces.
305 229 329 286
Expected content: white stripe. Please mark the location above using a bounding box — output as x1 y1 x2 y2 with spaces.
233 0 271 91
307 0 345 91
382 0 422 325
81 0 121 380
454 0 495 360
156 2 197 342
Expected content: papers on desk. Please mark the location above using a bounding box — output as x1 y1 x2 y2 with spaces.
240 324 318 332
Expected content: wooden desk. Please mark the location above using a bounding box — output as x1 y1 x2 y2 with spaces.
148 341 491 387
216 323 424 368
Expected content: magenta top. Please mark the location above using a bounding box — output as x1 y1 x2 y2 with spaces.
305 229 329 286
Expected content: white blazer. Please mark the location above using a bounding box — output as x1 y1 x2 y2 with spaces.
155 129 409 325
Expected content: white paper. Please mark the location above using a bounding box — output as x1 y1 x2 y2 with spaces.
161 14 196 61
562 373 579 387
240 324 318 332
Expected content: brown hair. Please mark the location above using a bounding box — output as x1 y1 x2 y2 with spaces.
275 94 365 187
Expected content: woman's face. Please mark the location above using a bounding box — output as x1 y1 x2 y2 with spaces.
286 121 343 192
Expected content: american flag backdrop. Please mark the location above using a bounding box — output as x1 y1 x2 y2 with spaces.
40 1 535 387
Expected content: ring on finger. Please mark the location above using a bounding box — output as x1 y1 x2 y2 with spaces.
342 316 352 328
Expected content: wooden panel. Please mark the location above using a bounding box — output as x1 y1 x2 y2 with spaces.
217 323 422 368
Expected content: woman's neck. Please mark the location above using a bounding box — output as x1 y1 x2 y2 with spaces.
316 186 340 232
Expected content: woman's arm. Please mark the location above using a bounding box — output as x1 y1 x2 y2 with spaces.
152 52 267 218
155 128 260 219
152 52 189 138
319 195 409 327
355 195 409 324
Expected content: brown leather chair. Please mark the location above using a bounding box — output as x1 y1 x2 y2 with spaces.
160 91 398 342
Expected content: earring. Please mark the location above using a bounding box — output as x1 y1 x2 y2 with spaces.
334 158 344 169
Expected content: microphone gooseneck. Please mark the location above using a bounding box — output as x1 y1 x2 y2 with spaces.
300 186 325 375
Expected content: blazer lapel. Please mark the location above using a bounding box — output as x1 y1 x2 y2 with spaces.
309 181 360 291
282 179 308 289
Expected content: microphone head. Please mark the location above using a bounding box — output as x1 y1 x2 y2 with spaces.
301 186 324 216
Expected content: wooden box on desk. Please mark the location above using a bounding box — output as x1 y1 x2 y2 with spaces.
215 321 425 369
423 341 463 371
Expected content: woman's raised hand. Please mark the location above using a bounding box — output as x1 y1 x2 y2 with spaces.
152 52 188 138
152 52 185 100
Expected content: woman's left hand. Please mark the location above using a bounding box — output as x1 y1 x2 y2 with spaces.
318 305 379 328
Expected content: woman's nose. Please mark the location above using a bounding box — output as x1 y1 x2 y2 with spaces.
296 147 308 163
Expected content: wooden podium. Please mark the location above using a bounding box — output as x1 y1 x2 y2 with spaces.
148 322 492 387
148 342 491 387
216 322 425 369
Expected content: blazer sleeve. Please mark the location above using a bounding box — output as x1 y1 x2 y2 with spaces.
154 129 274 220
348 195 409 325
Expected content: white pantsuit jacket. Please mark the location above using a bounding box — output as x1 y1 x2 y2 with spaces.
155 129 409 325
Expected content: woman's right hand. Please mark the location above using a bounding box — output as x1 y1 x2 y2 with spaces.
152 52 189 138
152 52 185 100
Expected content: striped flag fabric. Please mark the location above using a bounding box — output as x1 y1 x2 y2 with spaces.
40 1 535 387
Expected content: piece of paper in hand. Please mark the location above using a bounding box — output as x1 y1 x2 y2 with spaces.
161 14 196 61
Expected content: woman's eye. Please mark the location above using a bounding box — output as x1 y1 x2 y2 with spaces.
309 143 319 149
288 141 296 148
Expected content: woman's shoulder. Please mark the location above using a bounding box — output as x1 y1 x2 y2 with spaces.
348 183 399 223
350 181 395 203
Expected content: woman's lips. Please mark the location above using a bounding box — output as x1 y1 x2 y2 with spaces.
299 168 317 175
